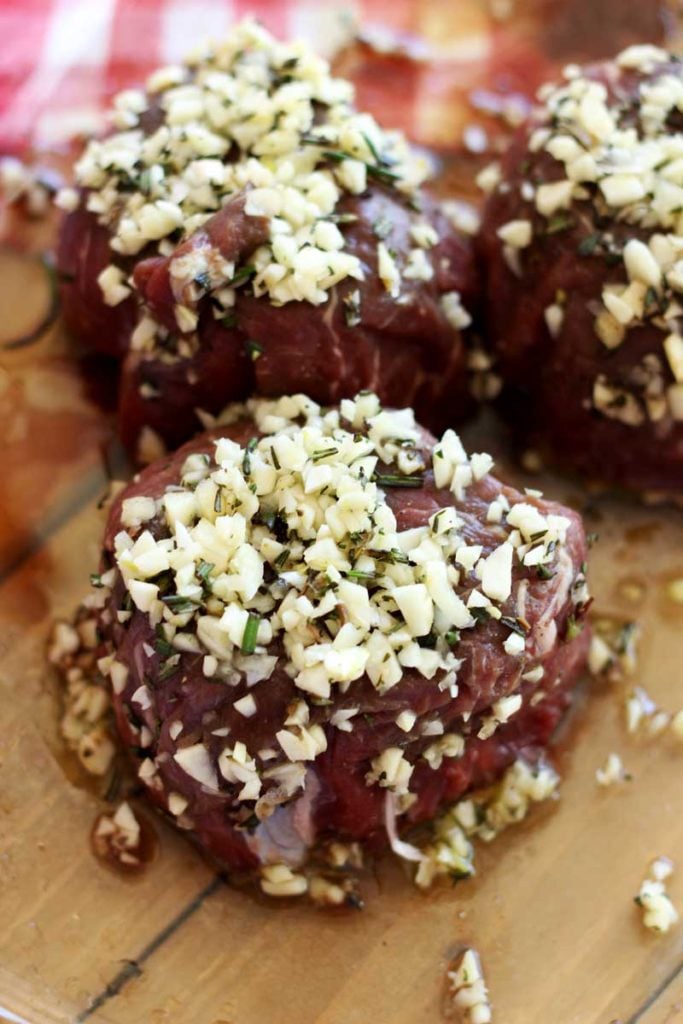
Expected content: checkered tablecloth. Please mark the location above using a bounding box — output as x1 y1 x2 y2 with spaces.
0 0 513 157
0 0 672 157
0 0 429 153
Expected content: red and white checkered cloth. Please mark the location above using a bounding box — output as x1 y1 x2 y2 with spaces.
0 0 503 155
0 0 671 156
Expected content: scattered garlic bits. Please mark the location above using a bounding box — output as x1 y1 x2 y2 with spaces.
624 686 672 738
92 801 146 871
259 853 363 907
635 857 679 934
589 618 640 682
511 45 683 426
73 18 429 322
0 156 53 216
415 759 559 888
48 600 117 779
595 752 630 786
623 685 683 745
111 391 574 799
447 949 492 1024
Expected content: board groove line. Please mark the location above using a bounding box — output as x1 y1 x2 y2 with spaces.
626 955 683 1023
0 434 130 587
76 875 225 1022
0 472 107 587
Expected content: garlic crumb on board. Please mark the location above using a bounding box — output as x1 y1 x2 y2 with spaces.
48 605 117 779
414 758 559 889
92 801 146 871
0 156 55 216
635 858 679 934
447 948 492 1023
595 752 630 786
625 686 671 738
588 619 640 681
259 862 362 907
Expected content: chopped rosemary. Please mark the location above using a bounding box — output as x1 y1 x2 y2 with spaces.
366 162 401 185
536 565 555 580
373 473 425 488
154 627 175 658
369 547 413 566
90 572 104 588
221 311 238 329
246 339 263 361
311 446 339 462
230 264 256 287
361 131 382 163
242 437 258 475
545 212 575 235
196 560 215 585
578 233 601 256
321 149 348 164
161 594 202 614
274 548 290 569
241 613 260 655
320 148 401 186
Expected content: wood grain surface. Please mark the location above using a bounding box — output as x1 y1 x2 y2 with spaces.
1 2 683 1022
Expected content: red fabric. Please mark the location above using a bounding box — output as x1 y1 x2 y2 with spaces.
0 0 440 154
0 0 667 155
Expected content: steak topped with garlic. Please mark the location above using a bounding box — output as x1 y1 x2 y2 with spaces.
56 19 477 459
479 44 683 493
92 392 589 877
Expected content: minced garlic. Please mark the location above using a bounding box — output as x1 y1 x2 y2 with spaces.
49 599 118 779
107 391 576 811
415 758 559 888
92 801 144 869
595 752 630 786
447 948 492 1024
0 157 52 216
635 857 679 934
624 686 671 737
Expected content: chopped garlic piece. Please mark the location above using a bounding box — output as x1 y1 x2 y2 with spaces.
636 859 679 934
448 949 492 1024
596 752 629 786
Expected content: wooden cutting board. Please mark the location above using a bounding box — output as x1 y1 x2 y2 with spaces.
1 3 683 1022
